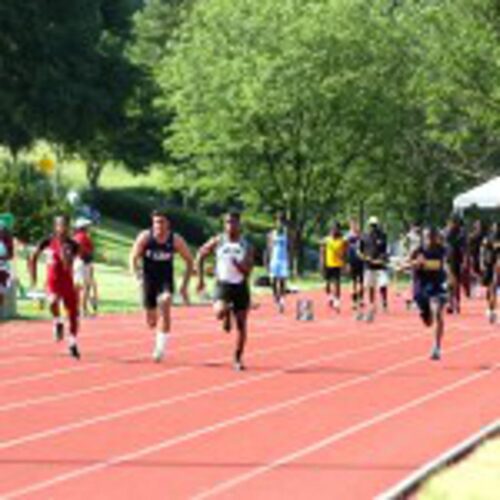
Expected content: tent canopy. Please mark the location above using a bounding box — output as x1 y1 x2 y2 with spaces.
453 176 500 211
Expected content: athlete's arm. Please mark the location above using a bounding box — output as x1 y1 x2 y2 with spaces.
29 238 49 287
233 244 254 277
174 234 194 304
196 236 219 291
129 231 149 279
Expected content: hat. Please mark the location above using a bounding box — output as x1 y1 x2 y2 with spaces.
74 217 92 229
368 216 379 226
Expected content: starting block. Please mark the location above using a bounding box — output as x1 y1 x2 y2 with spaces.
296 299 314 321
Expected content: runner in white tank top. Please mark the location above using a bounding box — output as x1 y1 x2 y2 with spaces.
197 211 254 371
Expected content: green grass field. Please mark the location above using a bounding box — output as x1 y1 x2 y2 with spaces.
419 437 500 500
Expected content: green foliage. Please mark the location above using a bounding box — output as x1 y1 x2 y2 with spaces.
0 162 71 242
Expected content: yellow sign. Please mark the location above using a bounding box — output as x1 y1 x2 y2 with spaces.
38 157 55 175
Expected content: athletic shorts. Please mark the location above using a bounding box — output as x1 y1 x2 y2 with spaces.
214 282 250 312
269 260 289 280
365 269 389 288
46 279 79 315
143 279 174 310
324 267 342 282
350 263 364 281
414 281 448 308
74 259 92 288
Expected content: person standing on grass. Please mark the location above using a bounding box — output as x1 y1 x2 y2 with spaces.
30 215 81 359
268 213 291 313
481 222 500 324
444 215 467 314
0 220 14 313
410 227 448 360
129 210 193 362
321 221 347 313
346 219 365 319
360 216 390 322
197 211 254 371
73 218 99 316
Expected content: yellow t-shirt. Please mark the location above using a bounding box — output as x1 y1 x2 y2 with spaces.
324 236 346 268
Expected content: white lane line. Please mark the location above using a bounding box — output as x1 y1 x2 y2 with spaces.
193 364 500 499
1 333 495 500
0 326 369 413
0 327 428 451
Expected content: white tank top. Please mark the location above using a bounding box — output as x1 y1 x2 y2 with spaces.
216 234 248 284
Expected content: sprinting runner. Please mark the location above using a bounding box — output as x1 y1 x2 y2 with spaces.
268 213 291 313
410 227 448 360
481 222 500 324
346 219 364 319
30 215 81 359
360 216 389 322
0 221 14 312
73 218 98 316
467 219 485 298
130 210 193 362
444 215 466 314
321 222 347 313
197 211 254 371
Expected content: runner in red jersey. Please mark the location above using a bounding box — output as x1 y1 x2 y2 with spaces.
30 215 81 359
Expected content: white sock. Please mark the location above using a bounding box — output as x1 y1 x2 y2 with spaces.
156 332 168 351
54 317 64 326
68 335 77 347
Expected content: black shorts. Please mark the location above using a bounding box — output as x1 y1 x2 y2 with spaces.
143 279 174 310
350 263 364 281
324 267 342 282
214 282 250 312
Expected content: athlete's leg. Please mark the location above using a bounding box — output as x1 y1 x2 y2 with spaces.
234 309 248 370
153 292 171 362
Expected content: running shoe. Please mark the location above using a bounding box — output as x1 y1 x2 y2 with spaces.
53 322 64 342
233 359 246 372
486 309 497 324
430 345 441 361
364 309 375 323
69 344 81 360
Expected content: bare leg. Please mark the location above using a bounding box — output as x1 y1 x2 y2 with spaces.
234 309 248 370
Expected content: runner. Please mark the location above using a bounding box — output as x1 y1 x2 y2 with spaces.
360 216 389 322
30 215 81 359
467 219 485 298
320 221 347 313
268 213 291 313
481 222 500 324
444 215 466 314
410 227 448 360
130 210 193 362
0 221 14 312
73 218 98 317
346 219 365 319
402 222 423 310
197 211 254 371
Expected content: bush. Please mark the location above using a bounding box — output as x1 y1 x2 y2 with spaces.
0 162 72 243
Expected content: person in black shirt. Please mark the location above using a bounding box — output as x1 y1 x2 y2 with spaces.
481 222 500 324
410 227 448 360
467 220 485 298
130 210 194 362
444 216 466 314
359 216 389 322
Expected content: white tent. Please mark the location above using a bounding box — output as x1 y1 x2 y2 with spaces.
453 176 500 211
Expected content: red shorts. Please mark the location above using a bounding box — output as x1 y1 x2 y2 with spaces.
46 278 78 312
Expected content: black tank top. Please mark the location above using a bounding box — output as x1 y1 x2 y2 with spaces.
142 231 175 285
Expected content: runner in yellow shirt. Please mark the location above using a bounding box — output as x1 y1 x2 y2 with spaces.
320 222 347 312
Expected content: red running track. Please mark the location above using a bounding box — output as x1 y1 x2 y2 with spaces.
0 291 498 499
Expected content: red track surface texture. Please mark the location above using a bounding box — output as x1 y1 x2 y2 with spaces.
0 292 498 499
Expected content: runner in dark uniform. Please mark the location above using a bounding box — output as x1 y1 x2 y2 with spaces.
467 220 485 298
481 222 500 324
410 227 448 360
130 210 193 362
444 216 466 314
346 219 364 319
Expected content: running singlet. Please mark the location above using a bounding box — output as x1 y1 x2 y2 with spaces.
412 245 446 287
37 236 79 291
216 234 249 284
142 231 175 287
73 229 94 263
324 236 346 268
270 230 288 267
482 235 500 270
